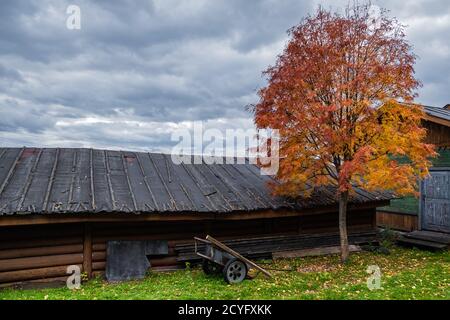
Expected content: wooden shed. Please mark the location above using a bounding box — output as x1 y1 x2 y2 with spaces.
377 105 450 231
0 147 391 287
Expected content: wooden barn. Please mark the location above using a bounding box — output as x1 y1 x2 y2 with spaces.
377 104 450 232
0 147 392 288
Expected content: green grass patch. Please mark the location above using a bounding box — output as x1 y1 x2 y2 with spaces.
1 247 448 300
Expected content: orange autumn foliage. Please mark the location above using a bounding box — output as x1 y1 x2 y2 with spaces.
253 4 436 199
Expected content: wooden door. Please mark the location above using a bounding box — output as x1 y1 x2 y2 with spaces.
420 169 450 233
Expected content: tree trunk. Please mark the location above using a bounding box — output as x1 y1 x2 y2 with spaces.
339 190 349 263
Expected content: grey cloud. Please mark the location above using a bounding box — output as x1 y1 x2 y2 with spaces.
0 64 23 82
0 0 449 151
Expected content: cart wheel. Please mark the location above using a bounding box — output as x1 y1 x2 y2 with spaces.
202 259 221 275
223 259 247 284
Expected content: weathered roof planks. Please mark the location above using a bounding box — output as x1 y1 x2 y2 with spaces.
0 147 392 215
423 105 450 123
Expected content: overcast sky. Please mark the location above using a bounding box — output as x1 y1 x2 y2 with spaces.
1 0 449 153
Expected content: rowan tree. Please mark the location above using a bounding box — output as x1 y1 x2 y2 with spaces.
252 3 435 262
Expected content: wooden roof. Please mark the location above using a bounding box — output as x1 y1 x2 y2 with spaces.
0 147 392 216
423 105 450 127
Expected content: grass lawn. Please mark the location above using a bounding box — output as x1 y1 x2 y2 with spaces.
0 246 448 300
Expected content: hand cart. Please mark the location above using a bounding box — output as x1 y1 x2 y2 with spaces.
194 235 272 284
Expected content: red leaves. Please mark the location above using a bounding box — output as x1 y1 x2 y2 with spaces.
253 3 433 198
338 146 374 191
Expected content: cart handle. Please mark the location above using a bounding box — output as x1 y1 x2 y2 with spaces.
194 237 214 260
194 237 211 244
206 235 273 278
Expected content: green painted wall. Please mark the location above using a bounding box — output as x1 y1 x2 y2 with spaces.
432 149 450 167
378 196 419 215
378 149 450 215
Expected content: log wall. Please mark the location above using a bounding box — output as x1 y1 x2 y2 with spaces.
0 223 84 287
423 120 450 147
0 208 377 287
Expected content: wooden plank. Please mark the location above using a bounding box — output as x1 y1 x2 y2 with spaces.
0 202 389 227
92 261 105 270
0 253 83 272
42 148 60 211
0 264 81 283
0 225 82 241
92 243 106 251
423 114 450 128
151 265 184 272
0 236 83 251
0 148 24 197
0 244 83 260
92 233 197 243
83 223 92 278
149 256 178 267
0 276 69 289
406 230 450 244
273 245 361 259
89 148 96 210
397 237 448 250
91 220 204 233
206 235 272 278
92 251 106 261
421 170 450 233
376 211 418 232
